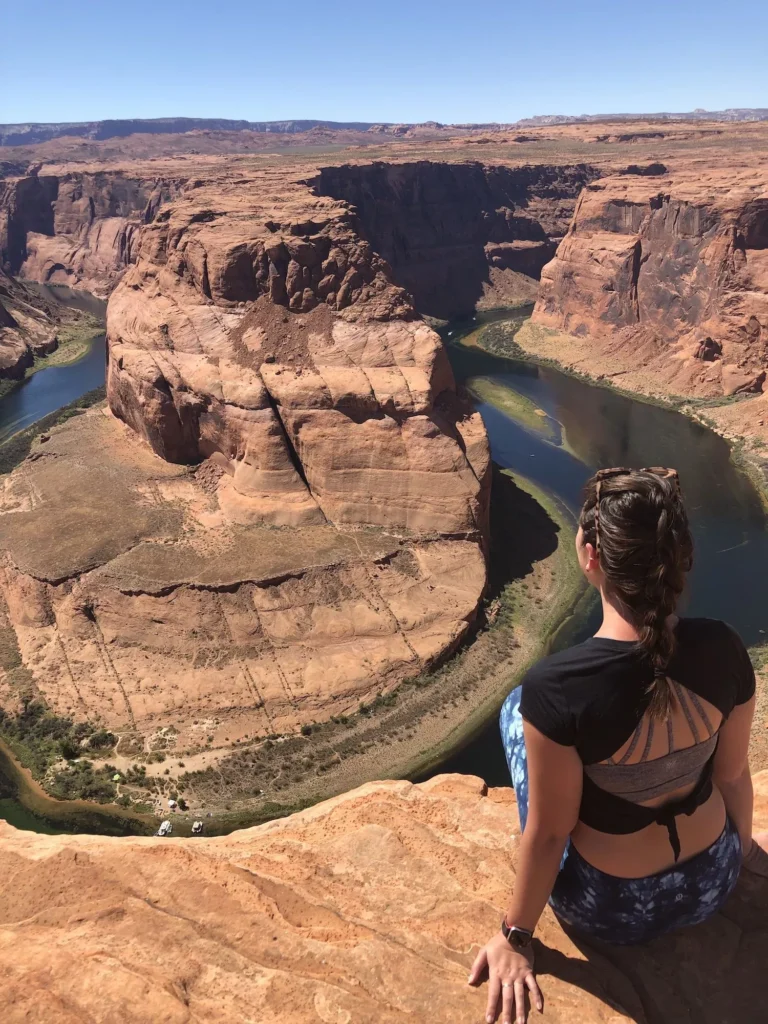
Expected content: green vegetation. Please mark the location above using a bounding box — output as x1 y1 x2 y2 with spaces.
32 315 103 371
0 314 103 403
0 700 119 803
473 314 532 358
47 761 118 803
467 375 558 440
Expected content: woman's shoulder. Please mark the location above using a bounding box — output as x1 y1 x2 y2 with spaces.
676 616 748 655
521 640 614 694
675 617 755 706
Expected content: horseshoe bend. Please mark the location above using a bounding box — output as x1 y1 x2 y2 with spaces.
1 109 768 1022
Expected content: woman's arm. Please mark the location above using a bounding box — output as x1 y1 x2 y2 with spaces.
503 720 583 928
713 695 755 853
468 721 582 1024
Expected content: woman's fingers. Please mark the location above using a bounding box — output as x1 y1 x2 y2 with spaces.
515 979 528 1024
525 972 544 1013
500 980 515 1024
485 975 501 1024
468 946 488 986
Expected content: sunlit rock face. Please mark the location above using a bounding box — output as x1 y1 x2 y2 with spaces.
533 169 768 398
1 164 489 761
1 771 768 1023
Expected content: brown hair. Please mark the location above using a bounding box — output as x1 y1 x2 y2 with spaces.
579 468 694 718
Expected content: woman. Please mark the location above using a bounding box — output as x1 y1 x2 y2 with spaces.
468 467 768 1024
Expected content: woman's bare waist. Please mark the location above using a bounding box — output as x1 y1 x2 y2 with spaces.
570 787 727 877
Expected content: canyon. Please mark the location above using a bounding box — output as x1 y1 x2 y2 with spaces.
1 116 768 1022
0 124 766 812
527 164 768 422
0 142 607 818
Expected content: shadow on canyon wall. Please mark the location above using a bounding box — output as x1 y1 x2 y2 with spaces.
314 161 600 318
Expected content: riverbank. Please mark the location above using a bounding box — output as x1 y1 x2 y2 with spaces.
0 313 103 401
0 385 106 474
512 319 768 502
0 463 585 834
0 737 154 835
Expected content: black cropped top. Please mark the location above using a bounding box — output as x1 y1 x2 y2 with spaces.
519 618 755 858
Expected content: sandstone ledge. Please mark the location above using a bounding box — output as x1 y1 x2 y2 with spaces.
1 771 767 1023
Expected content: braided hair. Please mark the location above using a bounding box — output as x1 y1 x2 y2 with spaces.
579 469 694 719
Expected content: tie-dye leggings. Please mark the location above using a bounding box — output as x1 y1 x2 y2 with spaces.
499 686 742 945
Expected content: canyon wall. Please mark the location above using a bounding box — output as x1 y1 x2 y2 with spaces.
315 162 600 318
0 271 58 377
0 172 182 297
2 771 768 1023
532 169 768 398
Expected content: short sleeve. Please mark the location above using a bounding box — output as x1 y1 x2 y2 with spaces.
519 664 576 746
724 623 756 706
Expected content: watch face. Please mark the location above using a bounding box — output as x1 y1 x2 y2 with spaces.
503 924 532 947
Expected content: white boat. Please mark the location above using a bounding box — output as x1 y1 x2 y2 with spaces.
156 820 172 837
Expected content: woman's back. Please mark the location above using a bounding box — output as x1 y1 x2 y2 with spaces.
520 617 755 875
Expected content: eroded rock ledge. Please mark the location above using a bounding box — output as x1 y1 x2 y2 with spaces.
1 771 767 1023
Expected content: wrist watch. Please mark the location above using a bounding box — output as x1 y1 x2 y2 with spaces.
500 919 534 949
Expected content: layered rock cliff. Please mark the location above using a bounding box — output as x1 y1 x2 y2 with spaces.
0 166 490 796
0 271 58 377
532 169 768 399
2 771 767 1023
315 162 600 318
0 172 182 296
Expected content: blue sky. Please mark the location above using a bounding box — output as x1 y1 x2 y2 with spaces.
3 0 766 125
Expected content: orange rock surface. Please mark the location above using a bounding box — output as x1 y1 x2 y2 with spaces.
532 166 768 400
1 770 767 1023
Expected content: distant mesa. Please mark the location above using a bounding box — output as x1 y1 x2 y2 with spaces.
2 109 768 146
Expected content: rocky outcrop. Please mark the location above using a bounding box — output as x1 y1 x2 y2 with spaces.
1 770 767 1023
315 162 600 318
532 169 768 398
0 271 80 378
106 169 489 535
1 166 490 784
0 172 182 296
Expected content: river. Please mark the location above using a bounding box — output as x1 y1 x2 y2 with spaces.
1 305 767 828
0 285 107 445
433 310 768 785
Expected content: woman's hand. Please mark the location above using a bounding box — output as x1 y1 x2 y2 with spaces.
467 930 543 1024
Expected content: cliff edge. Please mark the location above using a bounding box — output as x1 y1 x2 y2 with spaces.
1 771 767 1023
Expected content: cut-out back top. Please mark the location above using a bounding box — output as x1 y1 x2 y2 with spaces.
519 619 755 859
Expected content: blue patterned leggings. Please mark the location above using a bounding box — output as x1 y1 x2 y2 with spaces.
499 686 742 945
